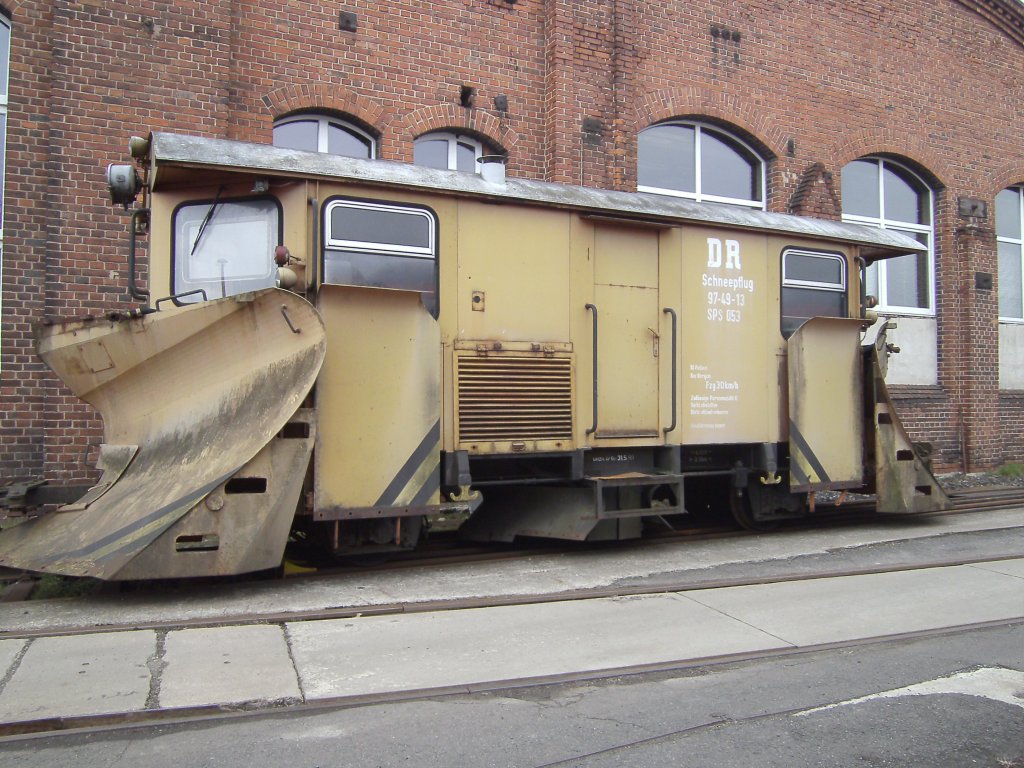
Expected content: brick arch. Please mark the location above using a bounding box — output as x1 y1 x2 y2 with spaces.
832 131 951 192
635 88 787 160
390 104 518 164
262 83 391 138
989 161 1024 198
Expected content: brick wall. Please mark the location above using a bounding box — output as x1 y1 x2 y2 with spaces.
1 0 1022 480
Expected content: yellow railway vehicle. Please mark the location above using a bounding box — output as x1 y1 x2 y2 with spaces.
0 134 949 580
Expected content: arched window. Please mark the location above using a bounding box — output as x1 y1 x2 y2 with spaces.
273 114 376 159
996 185 1023 321
413 132 484 173
637 121 765 208
841 157 935 314
0 13 10 257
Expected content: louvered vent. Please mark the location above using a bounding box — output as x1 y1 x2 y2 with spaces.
457 354 573 443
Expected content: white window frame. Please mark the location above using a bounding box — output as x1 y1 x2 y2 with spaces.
324 199 435 258
637 121 766 210
782 249 847 292
0 14 10 275
413 131 484 173
172 196 282 302
841 157 935 317
997 184 1024 323
273 114 377 158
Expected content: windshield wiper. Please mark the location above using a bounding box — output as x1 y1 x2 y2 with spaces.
190 186 225 256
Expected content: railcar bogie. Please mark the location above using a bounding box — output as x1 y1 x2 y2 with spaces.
0 133 950 580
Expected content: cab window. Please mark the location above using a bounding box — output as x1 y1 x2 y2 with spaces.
323 198 438 315
781 249 847 337
173 196 281 301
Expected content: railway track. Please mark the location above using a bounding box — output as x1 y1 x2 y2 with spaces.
1 499 1021 641
1 483 1020 744
1 483 1022 606
0 489 1020 740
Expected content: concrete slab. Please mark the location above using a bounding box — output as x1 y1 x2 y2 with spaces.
0 631 153 723
970 558 1024 579
686 560 1024 647
287 592 786 700
0 639 26 681
159 625 300 709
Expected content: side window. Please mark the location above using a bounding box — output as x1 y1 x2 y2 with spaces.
273 114 376 159
0 14 10 260
323 198 438 315
413 132 484 173
173 197 281 301
996 185 1023 321
781 249 847 337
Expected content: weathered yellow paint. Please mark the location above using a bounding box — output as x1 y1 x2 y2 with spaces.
787 317 865 491
591 223 661 437
866 322 951 514
314 284 441 510
678 227 772 444
456 202 571 343
658 226 684 438
0 290 325 579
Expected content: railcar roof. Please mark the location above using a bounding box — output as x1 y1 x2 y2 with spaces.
149 132 923 260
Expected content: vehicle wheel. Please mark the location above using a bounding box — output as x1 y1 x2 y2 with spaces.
729 487 781 531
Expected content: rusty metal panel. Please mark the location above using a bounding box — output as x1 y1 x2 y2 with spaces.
787 317 865 492
866 324 952 514
0 289 325 579
115 422 314 580
314 284 441 513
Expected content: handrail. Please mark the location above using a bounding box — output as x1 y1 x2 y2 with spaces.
308 196 320 290
155 289 209 309
128 208 151 300
663 307 677 434
585 303 599 435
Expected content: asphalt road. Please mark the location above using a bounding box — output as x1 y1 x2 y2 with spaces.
1 622 1021 768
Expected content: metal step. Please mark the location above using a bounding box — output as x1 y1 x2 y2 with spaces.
583 472 685 519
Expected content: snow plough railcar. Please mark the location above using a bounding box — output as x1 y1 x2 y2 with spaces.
0 133 949 580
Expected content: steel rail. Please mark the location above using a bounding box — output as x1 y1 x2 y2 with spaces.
3 548 1022 642
2 617 1021 742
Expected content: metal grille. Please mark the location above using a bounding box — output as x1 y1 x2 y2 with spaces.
457 354 573 443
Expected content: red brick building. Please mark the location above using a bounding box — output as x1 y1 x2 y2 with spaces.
1 0 1022 481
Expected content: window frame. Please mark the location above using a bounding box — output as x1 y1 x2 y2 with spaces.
273 114 377 159
322 196 440 316
780 247 849 338
0 13 10 262
841 157 936 317
997 184 1024 323
170 194 283 302
637 121 766 210
413 131 484 173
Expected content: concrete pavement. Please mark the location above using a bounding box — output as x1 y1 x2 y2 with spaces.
0 552 1021 730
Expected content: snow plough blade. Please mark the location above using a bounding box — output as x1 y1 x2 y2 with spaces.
0 289 326 580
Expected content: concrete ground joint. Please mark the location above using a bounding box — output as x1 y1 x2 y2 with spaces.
678 592 799 648
280 623 307 703
0 639 31 697
144 631 167 710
